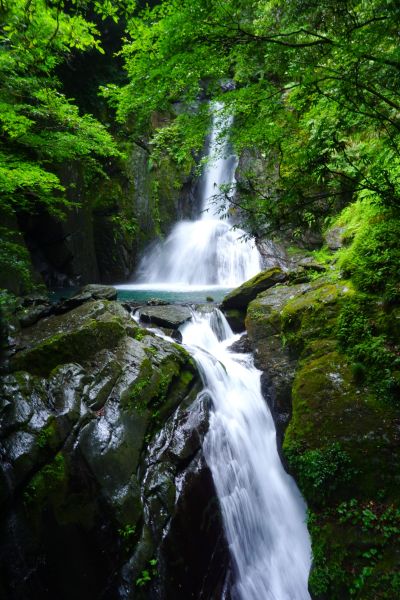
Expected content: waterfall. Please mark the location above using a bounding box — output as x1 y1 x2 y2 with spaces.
181 309 312 600
121 102 312 598
135 103 261 288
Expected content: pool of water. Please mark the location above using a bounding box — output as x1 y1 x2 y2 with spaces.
49 285 232 305
115 284 232 304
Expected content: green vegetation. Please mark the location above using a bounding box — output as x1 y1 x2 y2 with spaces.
1 1 400 597
136 558 158 588
111 0 400 237
24 453 66 505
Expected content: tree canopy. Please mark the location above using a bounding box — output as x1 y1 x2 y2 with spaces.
114 0 400 236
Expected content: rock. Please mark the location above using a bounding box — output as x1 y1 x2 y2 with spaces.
130 393 230 600
138 304 192 329
0 297 221 599
146 298 169 306
228 334 251 354
223 308 246 333
246 278 354 445
246 272 400 599
10 300 127 376
256 238 289 270
221 267 288 311
17 304 52 327
324 225 346 250
297 258 326 272
54 284 117 314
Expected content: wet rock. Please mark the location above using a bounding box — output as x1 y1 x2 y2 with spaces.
127 393 230 600
228 334 251 354
18 304 52 327
54 284 117 314
146 298 169 306
221 267 288 311
0 298 213 599
10 300 128 376
223 308 246 332
138 304 192 329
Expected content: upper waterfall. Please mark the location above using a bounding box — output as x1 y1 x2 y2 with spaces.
134 104 261 288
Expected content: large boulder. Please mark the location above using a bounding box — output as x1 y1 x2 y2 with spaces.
137 304 192 329
0 299 226 598
221 267 288 311
220 267 288 332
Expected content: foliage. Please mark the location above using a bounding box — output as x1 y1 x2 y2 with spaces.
0 227 33 291
286 442 353 506
136 558 158 588
0 0 121 217
334 200 400 301
0 288 18 354
118 523 136 551
112 0 400 236
336 291 400 403
308 502 400 599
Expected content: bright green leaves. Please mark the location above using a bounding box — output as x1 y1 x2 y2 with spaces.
0 0 121 217
0 151 66 215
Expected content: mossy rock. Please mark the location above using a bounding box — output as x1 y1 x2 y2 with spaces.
11 317 125 377
10 300 130 376
221 267 287 311
223 308 246 333
285 350 400 501
280 280 354 356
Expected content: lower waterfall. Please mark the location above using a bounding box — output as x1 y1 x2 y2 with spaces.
180 309 311 600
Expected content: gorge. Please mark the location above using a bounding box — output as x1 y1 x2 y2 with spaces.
1 1 400 599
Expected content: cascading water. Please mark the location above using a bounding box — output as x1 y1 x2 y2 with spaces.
134 103 261 288
123 102 312 598
180 310 312 600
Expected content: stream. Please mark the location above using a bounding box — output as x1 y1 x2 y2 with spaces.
128 104 312 598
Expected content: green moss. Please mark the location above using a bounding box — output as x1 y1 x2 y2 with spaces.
122 348 196 424
11 317 125 376
36 419 58 450
24 453 66 505
281 281 354 356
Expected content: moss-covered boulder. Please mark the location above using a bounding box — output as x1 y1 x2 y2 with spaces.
221 267 288 311
245 271 400 600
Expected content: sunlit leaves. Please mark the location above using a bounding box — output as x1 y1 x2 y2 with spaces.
0 0 121 216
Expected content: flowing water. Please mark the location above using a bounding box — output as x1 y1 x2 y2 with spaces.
180 310 311 600
125 104 312 597
122 103 260 290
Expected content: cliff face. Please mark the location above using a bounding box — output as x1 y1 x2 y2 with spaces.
15 142 199 290
0 290 228 599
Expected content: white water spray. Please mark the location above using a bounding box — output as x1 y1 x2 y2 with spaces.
135 104 261 287
181 310 312 600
